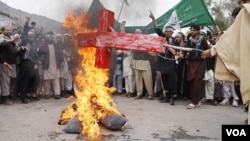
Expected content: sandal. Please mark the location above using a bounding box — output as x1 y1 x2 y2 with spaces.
30 92 39 100
187 103 196 109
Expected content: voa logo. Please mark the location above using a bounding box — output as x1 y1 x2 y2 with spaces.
226 129 247 136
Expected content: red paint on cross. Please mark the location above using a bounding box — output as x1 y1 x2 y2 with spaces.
77 10 166 69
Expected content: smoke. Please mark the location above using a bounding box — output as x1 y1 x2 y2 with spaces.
53 0 157 26
3 0 158 26
110 0 157 26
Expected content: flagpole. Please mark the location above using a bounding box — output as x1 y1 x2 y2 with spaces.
117 0 125 22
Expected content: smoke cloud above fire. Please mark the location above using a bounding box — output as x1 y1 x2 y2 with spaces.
55 0 158 26
2 0 179 26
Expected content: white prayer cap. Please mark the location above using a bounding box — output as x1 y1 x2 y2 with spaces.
14 34 20 38
64 33 71 37
28 31 35 36
200 29 207 35
135 29 142 33
56 34 62 37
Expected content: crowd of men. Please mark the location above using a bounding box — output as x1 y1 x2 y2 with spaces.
0 1 248 124
0 16 76 105
110 0 249 112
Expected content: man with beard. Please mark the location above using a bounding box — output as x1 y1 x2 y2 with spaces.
39 31 64 99
0 26 23 105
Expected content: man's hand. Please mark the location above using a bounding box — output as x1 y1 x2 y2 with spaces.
3 62 11 70
25 16 31 23
61 62 65 68
21 46 28 51
149 10 155 20
201 49 211 59
121 21 126 25
34 64 38 70
13 36 20 43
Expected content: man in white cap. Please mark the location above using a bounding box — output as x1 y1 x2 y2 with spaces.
131 29 155 100
149 11 179 105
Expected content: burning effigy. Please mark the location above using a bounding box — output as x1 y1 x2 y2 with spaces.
57 10 131 141
58 9 166 141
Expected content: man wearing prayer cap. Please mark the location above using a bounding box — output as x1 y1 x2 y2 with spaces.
46 31 54 36
40 30 64 100
131 28 155 100
135 29 142 33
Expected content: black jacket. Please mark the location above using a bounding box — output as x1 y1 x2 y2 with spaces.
0 34 21 64
39 41 64 70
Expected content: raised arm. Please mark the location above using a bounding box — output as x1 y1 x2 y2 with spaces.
149 10 158 29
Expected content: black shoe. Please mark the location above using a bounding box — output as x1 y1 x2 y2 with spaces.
158 96 165 101
154 91 162 97
170 98 175 105
10 95 18 101
22 99 29 104
159 98 169 103
30 96 39 101
2 97 13 105
54 95 61 100
44 95 50 99
211 100 218 106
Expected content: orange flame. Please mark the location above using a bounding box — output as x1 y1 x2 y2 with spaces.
59 12 120 140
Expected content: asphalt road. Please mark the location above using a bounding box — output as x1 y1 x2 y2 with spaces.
0 95 247 141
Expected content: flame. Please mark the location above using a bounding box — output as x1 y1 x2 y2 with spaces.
59 12 120 140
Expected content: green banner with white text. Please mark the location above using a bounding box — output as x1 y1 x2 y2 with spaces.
125 0 215 34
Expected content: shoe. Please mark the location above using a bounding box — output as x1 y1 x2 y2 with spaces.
232 100 238 107
154 91 162 97
220 98 229 105
134 95 142 100
54 95 61 100
30 94 39 101
61 93 70 98
127 93 132 97
187 103 196 109
158 96 165 101
116 92 122 95
245 118 248 124
21 99 29 104
197 100 202 107
122 93 129 97
123 93 132 97
2 98 13 105
148 95 154 100
173 94 178 99
170 97 175 105
159 98 169 103
10 95 18 101
44 95 50 99
211 100 218 106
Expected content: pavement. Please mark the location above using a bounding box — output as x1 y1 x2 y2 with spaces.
0 95 247 141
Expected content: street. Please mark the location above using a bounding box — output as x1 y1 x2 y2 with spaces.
0 95 247 141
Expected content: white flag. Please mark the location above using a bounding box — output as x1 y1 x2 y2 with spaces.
163 10 181 31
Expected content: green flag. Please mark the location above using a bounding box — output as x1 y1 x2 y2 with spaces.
125 0 215 33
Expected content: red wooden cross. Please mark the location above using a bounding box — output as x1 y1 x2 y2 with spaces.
77 10 166 69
